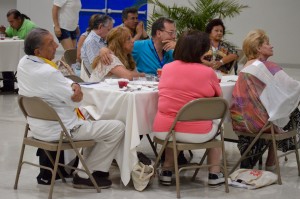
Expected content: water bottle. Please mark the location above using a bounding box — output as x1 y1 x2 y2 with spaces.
71 62 81 76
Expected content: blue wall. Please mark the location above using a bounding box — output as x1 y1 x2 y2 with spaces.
79 0 147 34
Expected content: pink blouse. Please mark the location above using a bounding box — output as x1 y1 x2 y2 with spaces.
152 60 222 134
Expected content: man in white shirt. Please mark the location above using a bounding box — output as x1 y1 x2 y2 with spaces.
81 15 114 74
17 28 125 189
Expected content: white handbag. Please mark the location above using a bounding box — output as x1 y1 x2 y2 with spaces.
131 162 154 191
229 169 277 189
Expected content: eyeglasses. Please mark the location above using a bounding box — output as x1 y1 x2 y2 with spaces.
161 30 177 36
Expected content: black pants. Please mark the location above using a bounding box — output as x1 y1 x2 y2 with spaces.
1 71 15 91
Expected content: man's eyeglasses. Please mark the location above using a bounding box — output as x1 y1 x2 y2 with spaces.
161 30 177 36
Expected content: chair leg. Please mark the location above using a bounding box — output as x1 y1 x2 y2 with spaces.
191 150 207 181
146 134 158 157
14 143 26 189
222 142 229 193
71 145 100 193
48 148 63 199
230 131 264 174
292 136 300 176
270 132 282 185
172 139 180 198
44 150 66 183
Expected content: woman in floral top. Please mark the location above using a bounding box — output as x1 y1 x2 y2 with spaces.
202 19 238 74
230 29 300 170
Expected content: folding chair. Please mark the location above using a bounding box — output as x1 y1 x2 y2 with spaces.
63 48 77 66
81 61 91 80
153 97 229 198
65 75 84 83
14 96 100 199
229 122 300 184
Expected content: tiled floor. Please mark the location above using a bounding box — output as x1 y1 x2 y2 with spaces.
1 67 300 199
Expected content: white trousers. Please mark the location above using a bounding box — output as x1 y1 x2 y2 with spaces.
71 119 125 172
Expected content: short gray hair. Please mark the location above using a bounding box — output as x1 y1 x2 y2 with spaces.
24 28 50 55
92 14 114 29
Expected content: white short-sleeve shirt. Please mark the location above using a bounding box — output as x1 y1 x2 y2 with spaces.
54 0 81 31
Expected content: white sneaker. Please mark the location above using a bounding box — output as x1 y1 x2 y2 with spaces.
208 172 225 187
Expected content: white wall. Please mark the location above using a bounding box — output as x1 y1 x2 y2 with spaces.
0 0 16 27
150 0 300 67
224 0 300 67
2 0 300 67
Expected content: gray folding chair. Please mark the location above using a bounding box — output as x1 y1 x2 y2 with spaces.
63 48 77 66
14 96 100 199
230 122 300 185
153 97 229 198
65 75 84 83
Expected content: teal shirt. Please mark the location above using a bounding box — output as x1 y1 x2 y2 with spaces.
132 39 174 75
5 19 37 39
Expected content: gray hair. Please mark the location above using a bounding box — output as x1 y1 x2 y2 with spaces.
24 28 50 55
92 14 114 29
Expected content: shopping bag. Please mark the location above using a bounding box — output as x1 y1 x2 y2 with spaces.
229 169 277 189
131 161 154 191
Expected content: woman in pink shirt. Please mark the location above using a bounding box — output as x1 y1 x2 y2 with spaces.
153 30 224 186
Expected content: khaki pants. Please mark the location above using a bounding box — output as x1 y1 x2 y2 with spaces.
72 119 125 172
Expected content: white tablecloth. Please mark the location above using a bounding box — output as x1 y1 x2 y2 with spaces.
81 82 158 186
220 75 238 122
80 76 237 186
0 39 24 72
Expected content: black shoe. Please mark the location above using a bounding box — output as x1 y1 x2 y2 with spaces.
177 151 188 165
72 173 112 189
92 171 109 179
159 170 172 186
208 172 225 187
137 152 152 165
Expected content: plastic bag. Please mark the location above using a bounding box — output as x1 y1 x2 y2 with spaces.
229 169 277 189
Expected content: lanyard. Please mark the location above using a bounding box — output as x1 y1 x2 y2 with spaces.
151 39 165 68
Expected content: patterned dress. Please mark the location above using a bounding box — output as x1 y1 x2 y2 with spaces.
203 41 238 74
230 60 300 168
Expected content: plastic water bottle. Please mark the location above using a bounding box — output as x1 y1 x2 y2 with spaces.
71 62 81 76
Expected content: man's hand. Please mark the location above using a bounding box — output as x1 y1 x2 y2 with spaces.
71 83 83 102
162 40 176 51
54 26 62 37
135 22 144 35
99 47 113 65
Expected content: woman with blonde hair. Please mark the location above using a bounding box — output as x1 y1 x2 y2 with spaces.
89 26 144 81
230 29 300 170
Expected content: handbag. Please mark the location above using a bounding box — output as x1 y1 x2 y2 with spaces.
55 59 75 76
131 161 154 191
229 169 277 189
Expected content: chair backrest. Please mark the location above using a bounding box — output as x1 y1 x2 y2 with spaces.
63 48 77 66
65 75 84 83
170 97 228 131
82 61 91 78
18 95 62 123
